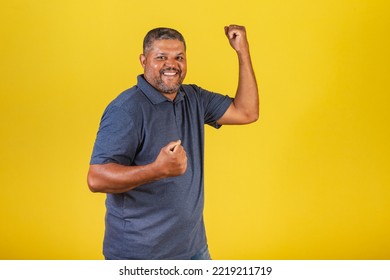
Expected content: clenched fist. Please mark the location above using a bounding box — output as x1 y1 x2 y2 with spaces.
224 24 249 53
153 140 188 178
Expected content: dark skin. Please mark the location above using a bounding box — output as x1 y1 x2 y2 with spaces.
87 25 258 193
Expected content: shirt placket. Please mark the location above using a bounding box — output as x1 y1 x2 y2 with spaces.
172 100 183 140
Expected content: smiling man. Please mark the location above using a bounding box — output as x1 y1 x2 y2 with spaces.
87 25 259 260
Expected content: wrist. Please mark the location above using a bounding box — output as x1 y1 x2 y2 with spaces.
148 161 167 181
236 47 250 57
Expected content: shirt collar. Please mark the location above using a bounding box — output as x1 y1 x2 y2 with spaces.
137 75 185 105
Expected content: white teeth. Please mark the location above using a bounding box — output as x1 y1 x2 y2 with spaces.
163 72 176 76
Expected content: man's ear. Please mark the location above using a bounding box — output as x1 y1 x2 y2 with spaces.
139 54 146 69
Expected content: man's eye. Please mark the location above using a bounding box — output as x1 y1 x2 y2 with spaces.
177 56 184 61
156 56 166 60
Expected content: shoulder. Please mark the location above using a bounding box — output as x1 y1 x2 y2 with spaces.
110 86 145 108
181 84 230 105
105 86 147 117
181 84 211 93
181 84 215 101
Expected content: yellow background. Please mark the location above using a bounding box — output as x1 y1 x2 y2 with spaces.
1 0 389 259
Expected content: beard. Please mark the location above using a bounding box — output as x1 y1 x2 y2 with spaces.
151 67 185 94
155 79 182 94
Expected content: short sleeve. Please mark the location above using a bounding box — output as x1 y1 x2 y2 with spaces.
200 87 233 128
90 105 139 165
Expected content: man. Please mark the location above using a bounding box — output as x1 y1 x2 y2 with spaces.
87 24 259 260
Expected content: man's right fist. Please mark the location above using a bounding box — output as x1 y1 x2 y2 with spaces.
153 140 188 177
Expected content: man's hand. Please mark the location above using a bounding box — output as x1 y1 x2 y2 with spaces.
224 24 249 53
153 140 188 177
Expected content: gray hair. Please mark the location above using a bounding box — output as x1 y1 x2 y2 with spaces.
143 27 186 54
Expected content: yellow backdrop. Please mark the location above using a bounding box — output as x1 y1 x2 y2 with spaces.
1 0 389 259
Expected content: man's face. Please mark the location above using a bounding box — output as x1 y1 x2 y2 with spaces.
140 39 187 98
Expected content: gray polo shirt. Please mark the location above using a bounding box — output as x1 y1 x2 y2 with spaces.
90 75 232 259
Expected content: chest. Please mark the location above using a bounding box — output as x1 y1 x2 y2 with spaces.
134 99 205 165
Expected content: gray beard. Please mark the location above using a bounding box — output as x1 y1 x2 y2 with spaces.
154 77 182 94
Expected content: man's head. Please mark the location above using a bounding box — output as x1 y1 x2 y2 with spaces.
140 28 187 99
143 27 186 55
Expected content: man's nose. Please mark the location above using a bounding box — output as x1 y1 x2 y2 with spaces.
164 58 177 68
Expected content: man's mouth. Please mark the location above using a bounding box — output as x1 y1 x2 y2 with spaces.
161 68 180 77
163 72 176 76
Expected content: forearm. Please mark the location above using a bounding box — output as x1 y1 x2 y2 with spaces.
87 140 187 194
234 49 259 121
87 162 163 194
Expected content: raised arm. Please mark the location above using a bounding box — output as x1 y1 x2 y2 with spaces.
217 25 259 125
87 140 187 194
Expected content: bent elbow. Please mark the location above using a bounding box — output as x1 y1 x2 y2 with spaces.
251 112 260 123
87 169 103 193
87 176 99 193
245 111 260 124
